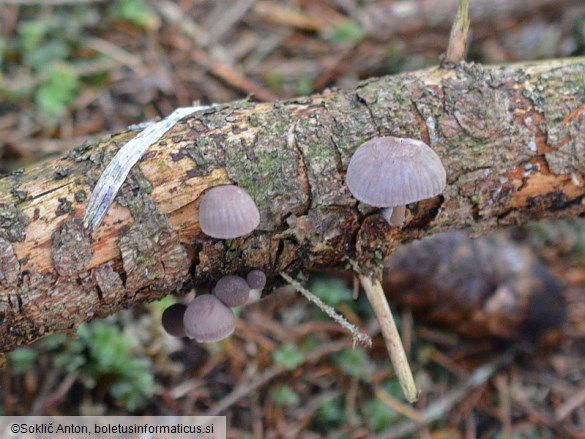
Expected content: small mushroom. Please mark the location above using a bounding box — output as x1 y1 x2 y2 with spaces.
199 185 260 239
161 303 187 337
246 269 267 302
213 275 250 307
346 136 446 226
183 294 236 343
246 269 266 290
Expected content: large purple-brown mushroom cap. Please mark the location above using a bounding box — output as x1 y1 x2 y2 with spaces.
199 185 260 239
183 294 236 343
213 275 250 307
346 136 446 208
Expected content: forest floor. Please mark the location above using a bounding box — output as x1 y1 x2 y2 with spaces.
1 1 585 437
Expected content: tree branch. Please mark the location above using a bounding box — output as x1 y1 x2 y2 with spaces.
1 58 584 353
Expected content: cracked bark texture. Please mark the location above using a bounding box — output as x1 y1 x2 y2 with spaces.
0 59 584 353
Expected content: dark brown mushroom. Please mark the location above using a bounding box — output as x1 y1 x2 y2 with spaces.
161 303 187 338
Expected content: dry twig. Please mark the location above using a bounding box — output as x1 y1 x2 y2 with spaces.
279 272 372 348
442 0 471 66
359 273 418 403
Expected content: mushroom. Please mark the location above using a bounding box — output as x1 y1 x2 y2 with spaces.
246 269 266 290
246 269 267 302
161 303 187 337
183 294 236 343
345 136 446 226
198 185 260 239
213 275 250 307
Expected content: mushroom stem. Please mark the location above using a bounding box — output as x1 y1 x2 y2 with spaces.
248 288 263 303
359 274 418 403
381 207 393 223
382 205 406 226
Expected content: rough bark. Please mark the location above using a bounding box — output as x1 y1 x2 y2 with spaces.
0 59 584 353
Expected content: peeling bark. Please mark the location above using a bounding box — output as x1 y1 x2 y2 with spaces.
0 59 584 353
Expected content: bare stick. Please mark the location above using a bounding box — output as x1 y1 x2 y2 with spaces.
442 0 470 66
359 274 418 403
280 273 372 348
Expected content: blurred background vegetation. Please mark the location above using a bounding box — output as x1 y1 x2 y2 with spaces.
1 0 585 437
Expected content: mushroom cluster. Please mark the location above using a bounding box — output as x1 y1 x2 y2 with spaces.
346 136 446 226
160 184 266 342
161 269 268 343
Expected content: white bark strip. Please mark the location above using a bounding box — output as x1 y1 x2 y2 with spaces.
83 105 211 231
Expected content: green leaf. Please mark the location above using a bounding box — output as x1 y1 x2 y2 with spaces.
312 396 344 432
84 322 134 374
75 321 156 410
266 72 285 92
40 333 70 350
273 344 306 370
270 385 300 407
309 275 352 306
382 378 406 399
24 41 70 71
110 357 156 411
19 20 49 53
150 295 176 314
331 348 374 381
330 20 365 44
363 399 399 432
295 72 313 96
7 347 37 375
35 64 79 118
109 0 157 29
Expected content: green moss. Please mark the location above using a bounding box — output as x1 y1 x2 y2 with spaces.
273 344 306 370
270 385 301 407
223 106 307 222
7 347 38 375
331 348 374 381
329 20 365 44
311 396 345 432
35 63 79 119
108 0 158 29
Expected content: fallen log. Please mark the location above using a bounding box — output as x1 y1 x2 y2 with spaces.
1 58 584 353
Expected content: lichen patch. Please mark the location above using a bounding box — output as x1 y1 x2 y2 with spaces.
51 219 93 277
91 262 125 303
0 237 19 286
0 203 29 242
117 171 190 293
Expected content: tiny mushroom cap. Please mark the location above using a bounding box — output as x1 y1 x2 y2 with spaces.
246 269 267 291
161 303 187 338
213 275 250 307
199 185 260 239
183 294 236 343
345 136 446 225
